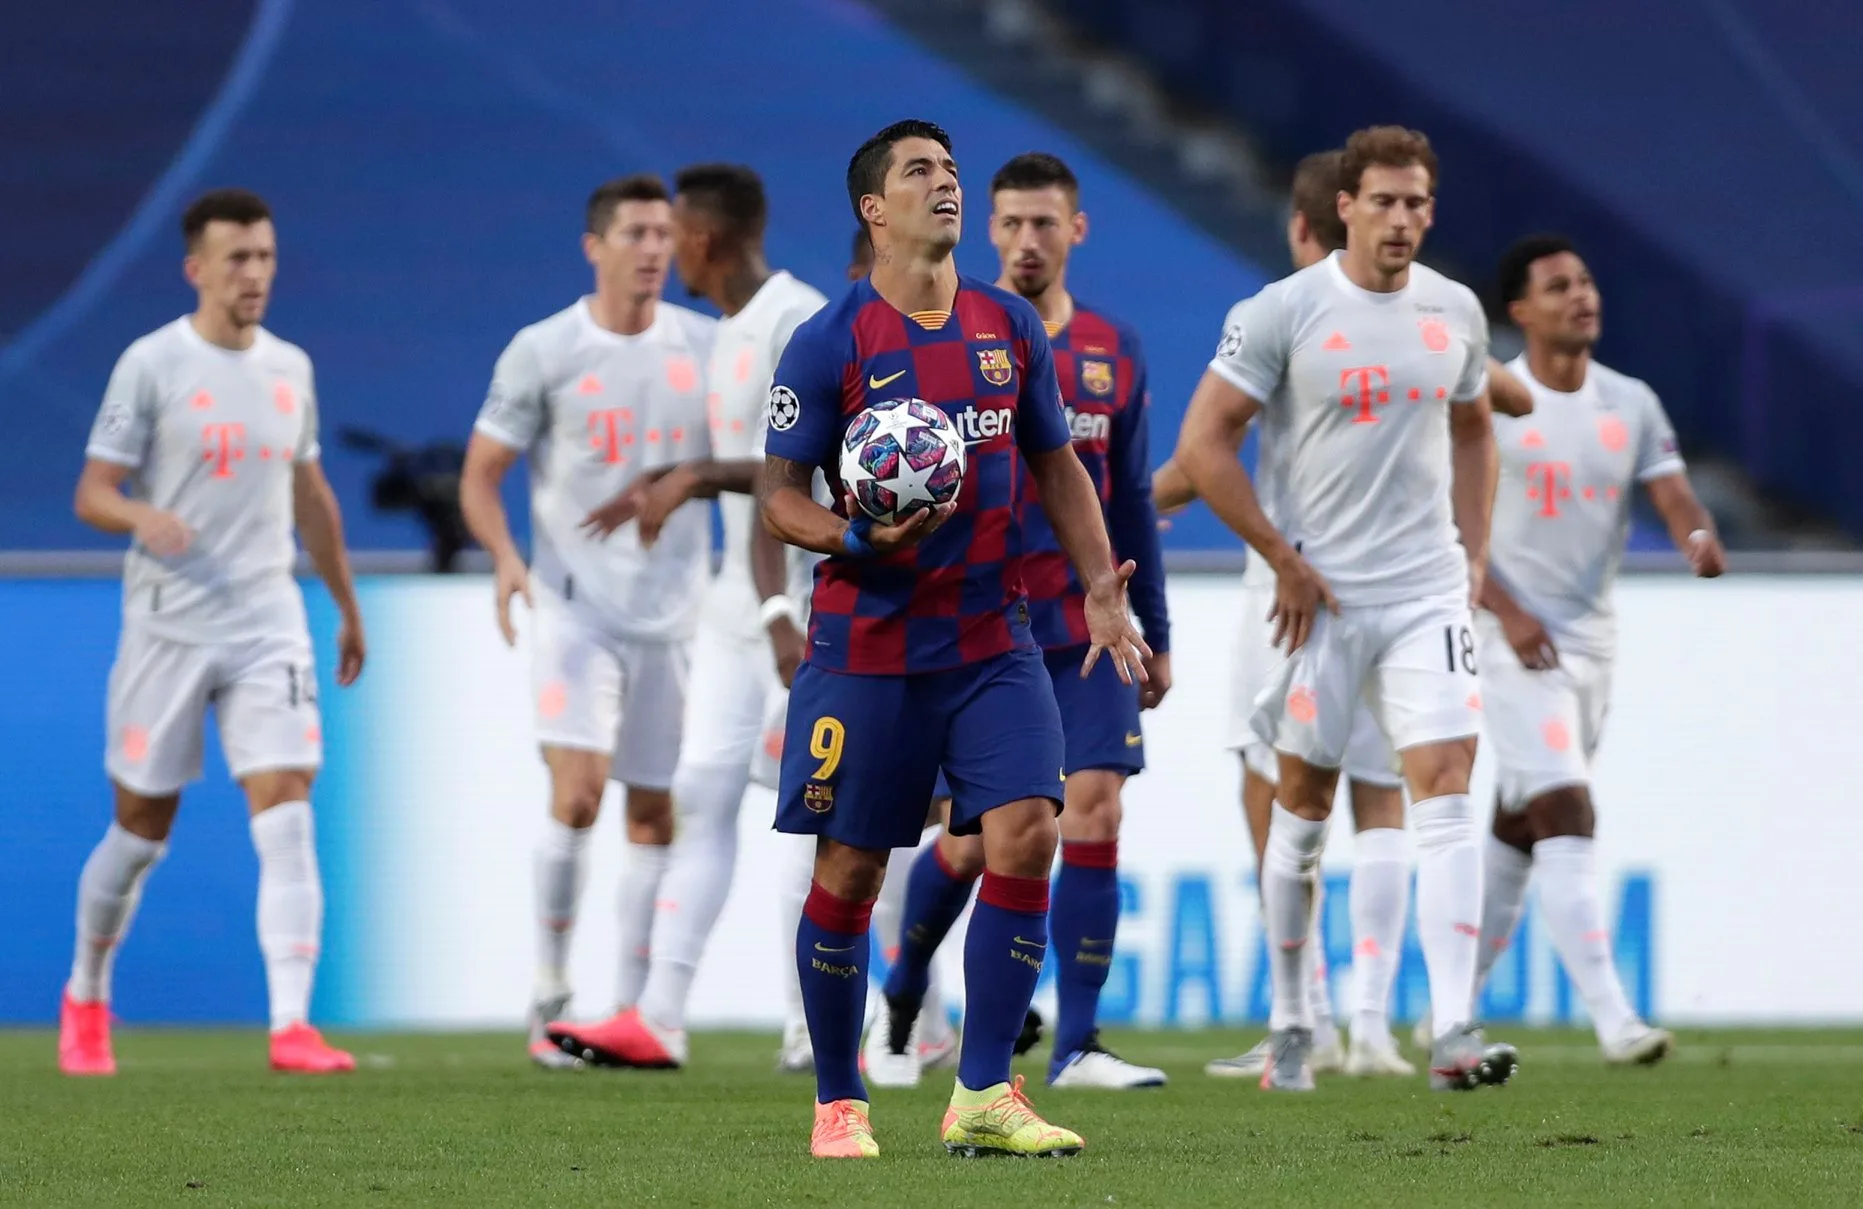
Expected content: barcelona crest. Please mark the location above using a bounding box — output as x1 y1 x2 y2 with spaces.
976 347 1013 387
1081 359 1114 397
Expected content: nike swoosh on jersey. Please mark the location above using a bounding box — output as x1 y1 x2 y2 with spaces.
1012 936 1045 948
1124 732 1143 746
814 942 855 954
868 370 907 390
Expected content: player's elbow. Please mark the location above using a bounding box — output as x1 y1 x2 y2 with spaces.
1450 401 1495 445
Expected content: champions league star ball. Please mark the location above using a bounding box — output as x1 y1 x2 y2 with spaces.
839 397 966 525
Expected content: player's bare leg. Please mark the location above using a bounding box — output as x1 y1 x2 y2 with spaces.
1256 754 1337 1091
941 797 1081 1158
1480 786 1668 1065
1049 771 1162 1089
60 784 177 1076
1345 782 1415 1076
532 745 605 1067
545 772 678 1069
1400 738 1517 1090
801 838 888 1157
240 768 352 1074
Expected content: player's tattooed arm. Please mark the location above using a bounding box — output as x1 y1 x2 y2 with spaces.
627 458 766 548
460 433 533 646
1486 359 1534 418
758 455 948 558
1644 473 1726 578
293 460 367 685
1175 369 1336 651
1448 391 1499 607
1026 444 1152 684
74 459 192 556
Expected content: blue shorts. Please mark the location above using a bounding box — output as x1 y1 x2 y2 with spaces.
927 645 1144 801
777 646 1065 850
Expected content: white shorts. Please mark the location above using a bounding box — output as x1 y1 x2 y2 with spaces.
1229 585 1401 788
748 685 788 791
1475 612 1612 810
530 584 688 790
678 620 780 773
1249 590 1482 773
105 624 322 796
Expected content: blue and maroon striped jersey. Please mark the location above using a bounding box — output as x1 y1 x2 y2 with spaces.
765 275 1072 675
1018 304 1170 654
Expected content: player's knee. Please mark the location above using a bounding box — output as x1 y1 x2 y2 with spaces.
624 786 674 845
1526 785 1594 840
937 831 985 879
814 841 888 902
980 797 1059 878
1275 758 1337 821
1401 737 1476 801
1490 797 1537 853
1348 781 1405 832
112 784 179 843
239 768 315 815
1059 771 1123 843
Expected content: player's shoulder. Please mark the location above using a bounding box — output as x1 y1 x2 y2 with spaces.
1586 359 1662 409
785 281 868 357
1221 269 1299 328
657 300 719 345
115 317 193 368
507 300 587 357
251 327 314 375
959 275 1044 340
768 269 830 316
1408 261 1485 319
1069 301 1143 358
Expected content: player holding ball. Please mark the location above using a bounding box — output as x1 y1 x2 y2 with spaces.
757 119 1148 1160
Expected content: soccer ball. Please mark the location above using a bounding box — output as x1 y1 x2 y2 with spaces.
839 398 966 525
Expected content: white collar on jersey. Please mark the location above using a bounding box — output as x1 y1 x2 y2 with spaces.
577 295 667 344
1324 250 1413 305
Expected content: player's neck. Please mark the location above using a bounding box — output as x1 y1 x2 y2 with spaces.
999 273 1073 330
714 255 772 318
869 246 958 316
588 289 657 337
189 308 258 351
1339 245 1409 293
1526 343 1590 394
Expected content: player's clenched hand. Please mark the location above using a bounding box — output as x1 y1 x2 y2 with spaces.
1268 553 1338 654
635 465 699 548
767 616 806 688
1139 649 1172 710
1687 529 1726 579
846 496 956 556
1082 561 1152 686
579 483 650 540
1499 606 1559 671
493 553 532 647
335 608 367 686
133 508 193 558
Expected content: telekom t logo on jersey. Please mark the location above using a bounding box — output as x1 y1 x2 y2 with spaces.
1527 461 1574 517
587 408 634 464
201 423 247 478
1338 365 1452 424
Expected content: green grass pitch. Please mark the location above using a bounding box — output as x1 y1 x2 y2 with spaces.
3 1027 1861 1206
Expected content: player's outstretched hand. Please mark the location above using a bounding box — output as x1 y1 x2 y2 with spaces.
846 496 956 556
335 608 367 686
767 615 806 688
1082 561 1152 686
1139 650 1173 710
1499 606 1559 671
635 466 699 548
493 553 532 647
1268 553 1339 653
133 508 193 558
579 483 650 540
1687 529 1726 579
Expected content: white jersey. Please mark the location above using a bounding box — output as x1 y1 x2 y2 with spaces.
1490 356 1684 658
1211 252 1490 605
701 271 827 639
85 318 318 645
476 298 716 642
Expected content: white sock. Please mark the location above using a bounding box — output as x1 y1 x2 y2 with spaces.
1262 803 1328 1030
1534 835 1638 1041
1410 794 1481 1040
872 834 920 964
616 840 670 1010
534 819 591 997
1475 835 1534 991
250 801 324 1033
776 831 817 1038
1349 827 1410 1045
1304 875 1335 1030
68 823 167 1004
639 763 749 1031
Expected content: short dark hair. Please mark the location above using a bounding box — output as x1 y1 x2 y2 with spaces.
586 173 669 236
1499 233 1580 303
1290 150 1346 253
846 119 953 230
990 152 1079 205
673 163 767 239
182 188 271 248
1338 125 1439 196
